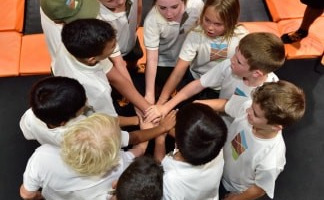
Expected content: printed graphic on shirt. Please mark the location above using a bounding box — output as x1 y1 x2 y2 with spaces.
234 87 247 97
231 130 248 160
210 43 228 61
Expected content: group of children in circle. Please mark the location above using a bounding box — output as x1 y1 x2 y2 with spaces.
19 0 306 200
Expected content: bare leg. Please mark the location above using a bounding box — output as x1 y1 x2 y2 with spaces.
281 6 323 44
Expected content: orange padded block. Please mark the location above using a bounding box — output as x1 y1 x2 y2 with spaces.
136 27 146 66
20 34 51 75
0 0 25 32
241 22 280 37
278 17 324 59
0 31 21 77
265 0 324 22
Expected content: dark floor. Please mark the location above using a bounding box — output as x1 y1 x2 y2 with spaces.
1 0 324 199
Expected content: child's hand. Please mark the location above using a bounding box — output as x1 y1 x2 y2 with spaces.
159 109 177 132
138 112 154 130
144 105 162 123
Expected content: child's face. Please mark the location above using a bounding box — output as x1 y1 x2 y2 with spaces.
246 102 269 129
95 39 117 61
201 6 225 38
99 0 126 10
230 48 251 78
156 0 184 22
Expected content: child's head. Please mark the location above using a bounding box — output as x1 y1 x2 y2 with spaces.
61 18 117 64
30 76 86 127
200 0 240 40
61 113 121 176
40 0 99 23
115 156 163 200
248 80 306 129
99 0 126 10
234 32 285 74
175 103 227 165
154 0 187 22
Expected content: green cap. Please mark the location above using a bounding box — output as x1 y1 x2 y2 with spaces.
40 0 100 23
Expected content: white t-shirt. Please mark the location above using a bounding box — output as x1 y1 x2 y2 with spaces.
40 8 63 62
222 100 286 198
23 145 135 200
98 0 138 56
20 108 130 147
179 25 248 80
144 0 204 67
200 59 279 99
52 45 117 117
162 151 224 200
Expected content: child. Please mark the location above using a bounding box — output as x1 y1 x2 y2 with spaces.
98 0 144 71
40 0 133 90
151 32 285 120
156 0 248 106
221 81 306 199
160 103 227 200
20 76 176 147
20 113 146 200
110 156 164 200
143 0 204 104
53 18 159 122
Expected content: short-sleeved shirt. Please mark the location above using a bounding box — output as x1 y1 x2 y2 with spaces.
200 59 279 99
162 151 224 200
23 145 135 200
98 0 138 56
20 108 130 147
222 100 286 198
52 45 117 117
179 25 248 80
144 0 204 67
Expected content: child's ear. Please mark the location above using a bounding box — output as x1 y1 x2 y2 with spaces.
87 57 98 65
252 69 264 78
272 124 283 132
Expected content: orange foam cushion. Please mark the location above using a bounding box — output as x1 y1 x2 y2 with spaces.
0 0 25 32
19 34 51 75
241 22 280 37
278 17 324 59
0 31 21 77
136 27 146 65
265 0 324 22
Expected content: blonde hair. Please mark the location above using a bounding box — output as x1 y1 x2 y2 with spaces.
252 81 306 127
61 113 121 176
200 0 240 41
238 32 285 73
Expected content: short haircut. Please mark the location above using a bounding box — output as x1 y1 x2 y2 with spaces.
61 18 116 58
30 76 86 126
252 80 306 127
61 113 121 176
238 32 285 73
116 156 163 200
201 0 240 41
175 103 227 165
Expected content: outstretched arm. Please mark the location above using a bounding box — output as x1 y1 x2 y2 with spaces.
109 55 133 83
157 58 191 105
194 98 228 113
223 185 265 200
145 49 159 104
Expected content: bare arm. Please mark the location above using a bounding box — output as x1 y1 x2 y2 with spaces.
20 185 43 200
118 116 139 127
145 49 159 104
194 98 228 113
223 185 266 200
129 110 176 145
137 0 143 28
109 55 133 83
107 66 151 115
157 58 191 104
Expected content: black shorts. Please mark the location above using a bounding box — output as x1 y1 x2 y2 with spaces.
301 0 324 8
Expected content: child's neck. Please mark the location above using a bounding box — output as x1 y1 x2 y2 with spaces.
243 74 268 87
252 126 278 139
105 3 126 13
